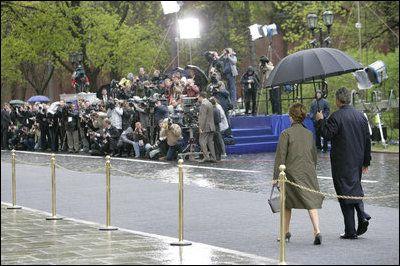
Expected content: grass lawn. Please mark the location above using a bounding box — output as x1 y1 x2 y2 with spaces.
371 143 399 153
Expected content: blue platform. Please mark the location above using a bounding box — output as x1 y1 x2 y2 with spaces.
226 115 316 154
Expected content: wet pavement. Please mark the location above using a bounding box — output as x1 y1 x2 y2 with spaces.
1 150 399 265
1 204 276 265
1 150 398 208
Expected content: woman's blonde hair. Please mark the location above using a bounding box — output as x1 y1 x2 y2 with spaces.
289 102 307 123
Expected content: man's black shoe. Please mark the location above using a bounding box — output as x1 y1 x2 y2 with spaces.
357 220 369 236
340 233 358 239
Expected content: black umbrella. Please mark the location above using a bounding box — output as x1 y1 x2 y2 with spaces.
266 48 363 87
165 67 188 78
184 65 209 91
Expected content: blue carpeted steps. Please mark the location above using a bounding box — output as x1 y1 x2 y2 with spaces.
225 115 315 154
226 116 279 154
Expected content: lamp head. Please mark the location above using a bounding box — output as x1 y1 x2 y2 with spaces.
307 13 318 31
322 11 334 27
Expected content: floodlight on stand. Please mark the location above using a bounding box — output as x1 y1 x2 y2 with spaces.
307 13 318 31
161 1 180 14
261 23 278 38
178 18 200 39
249 24 263 41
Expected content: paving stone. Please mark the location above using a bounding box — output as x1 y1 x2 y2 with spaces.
1 204 275 265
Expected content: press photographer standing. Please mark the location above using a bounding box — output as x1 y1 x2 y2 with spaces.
208 73 231 122
219 48 238 108
198 92 216 163
241 66 260 116
310 90 330 152
1 103 12 150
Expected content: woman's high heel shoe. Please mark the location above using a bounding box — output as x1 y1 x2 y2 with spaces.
314 233 322 245
277 232 291 242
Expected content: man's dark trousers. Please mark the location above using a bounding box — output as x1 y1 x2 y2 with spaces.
339 200 371 236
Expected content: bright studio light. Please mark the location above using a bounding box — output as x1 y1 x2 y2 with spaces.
249 24 263 41
178 18 200 39
261 23 278 38
161 1 180 14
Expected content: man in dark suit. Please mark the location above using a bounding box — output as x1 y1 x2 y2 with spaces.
1 104 12 150
198 92 216 163
316 87 371 239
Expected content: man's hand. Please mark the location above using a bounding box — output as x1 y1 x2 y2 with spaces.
272 179 278 186
362 167 368 174
315 111 324 121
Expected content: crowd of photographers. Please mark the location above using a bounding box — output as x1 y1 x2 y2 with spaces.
1 47 281 162
1 63 238 162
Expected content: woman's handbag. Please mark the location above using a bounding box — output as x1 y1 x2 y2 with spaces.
268 184 280 213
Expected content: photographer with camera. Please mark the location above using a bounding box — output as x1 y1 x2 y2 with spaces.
132 121 151 158
151 69 162 85
121 100 136 131
78 100 92 153
47 102 62 152
65 103 80 153
204 51 224 79
71 65 90 93
89 118 119 156
241 66 260 116
218 48 238 109
36 104 50 151
207 72 231 124
198 92 217 163
138 67 149 82
183 79 200 98
159 118 183 161
1 103 12 150
153 100 169 144
107 99 123 135
259 56 280 114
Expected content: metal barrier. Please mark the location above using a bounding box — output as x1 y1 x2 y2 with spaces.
171 159 192 246
278 165 287 265
99 156 118 231
5 150 400 264
6 150 22 210
46 154 63 220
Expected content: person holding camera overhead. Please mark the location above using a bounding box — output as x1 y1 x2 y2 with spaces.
218 48 238 109
241 66 260 116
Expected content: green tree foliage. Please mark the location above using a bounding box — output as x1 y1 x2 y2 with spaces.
1 1 169 96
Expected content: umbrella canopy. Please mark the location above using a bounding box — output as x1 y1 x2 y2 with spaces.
9 99 26 106
266 48 363 87
185 65 209 91
165 67 188 78
27 95 50 103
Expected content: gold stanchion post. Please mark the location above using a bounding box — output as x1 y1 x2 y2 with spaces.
7 150 22 210
171 159 192 246
46 154 63 220
99 155 118 231
279 164 287 265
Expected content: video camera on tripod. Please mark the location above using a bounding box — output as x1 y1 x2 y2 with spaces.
181 97 199 129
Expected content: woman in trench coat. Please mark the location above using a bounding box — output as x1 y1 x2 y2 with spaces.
273 103 324 245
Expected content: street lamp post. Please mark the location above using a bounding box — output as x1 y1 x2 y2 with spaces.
307 11 334 48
